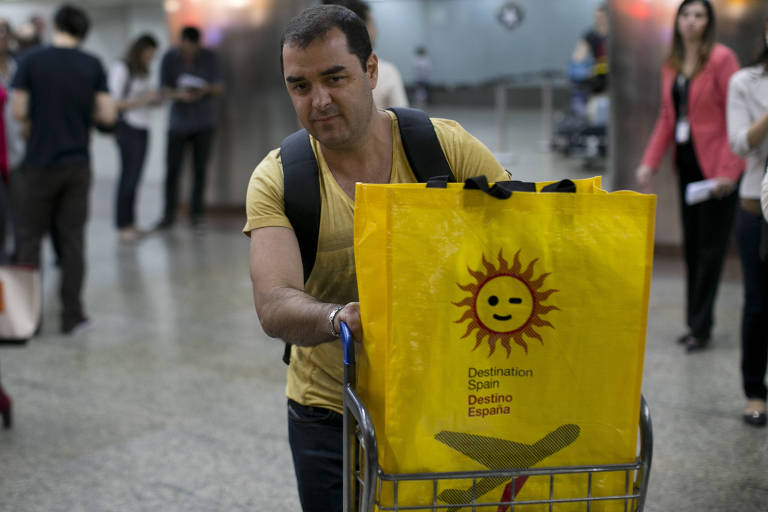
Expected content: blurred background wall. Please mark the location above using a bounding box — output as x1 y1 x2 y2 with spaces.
372 0 604 84
3 0 767 247
1 0 602 214
610 0 768 245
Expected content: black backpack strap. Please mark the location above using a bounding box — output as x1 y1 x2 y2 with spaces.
281 129 321 284
280 129 321 366
388 107 455 183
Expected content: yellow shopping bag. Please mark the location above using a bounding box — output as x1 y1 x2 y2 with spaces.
353 177 655 511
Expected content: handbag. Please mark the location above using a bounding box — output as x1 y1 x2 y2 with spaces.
354 176 656 510
0 265 41 342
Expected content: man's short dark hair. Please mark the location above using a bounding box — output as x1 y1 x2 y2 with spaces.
280 5 372 74
322 0 370 24
181 26 201 44
53 4 90 40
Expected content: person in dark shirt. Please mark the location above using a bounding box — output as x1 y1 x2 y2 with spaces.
11 4 116 335
156 26 222 230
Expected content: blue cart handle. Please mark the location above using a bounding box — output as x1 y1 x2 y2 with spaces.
341 321 354 366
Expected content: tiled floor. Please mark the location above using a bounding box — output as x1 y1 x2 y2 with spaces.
0 107 765 511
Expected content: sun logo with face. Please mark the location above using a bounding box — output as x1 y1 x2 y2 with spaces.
454 250 559 357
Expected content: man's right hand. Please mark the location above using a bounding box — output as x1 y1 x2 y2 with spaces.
334 302 362 342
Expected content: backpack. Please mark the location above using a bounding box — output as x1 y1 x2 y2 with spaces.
280 107 455 363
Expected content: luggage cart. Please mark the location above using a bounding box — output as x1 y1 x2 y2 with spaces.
340 323 653 512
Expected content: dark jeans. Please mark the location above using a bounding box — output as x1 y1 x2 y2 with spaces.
162 128 213 224
287 399 343 512
0 168 22 261
15 164 91 329
675 144 737 339
736 207 768 401
115 122 149 228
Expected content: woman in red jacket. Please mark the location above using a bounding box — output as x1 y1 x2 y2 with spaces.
636 0 744 352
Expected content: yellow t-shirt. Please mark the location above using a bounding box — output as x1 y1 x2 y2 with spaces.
243 110 508 414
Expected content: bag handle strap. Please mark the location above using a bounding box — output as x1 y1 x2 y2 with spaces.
462 176 577 198
540 179 577 193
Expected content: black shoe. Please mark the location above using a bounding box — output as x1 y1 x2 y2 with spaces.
62 316 91 335
744 410 767 427
744 400 767 427
676 333 691 345
0 338 29 346
685 336 709 353
154 218 175 231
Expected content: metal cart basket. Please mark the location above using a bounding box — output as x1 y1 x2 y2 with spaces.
340 324 653 512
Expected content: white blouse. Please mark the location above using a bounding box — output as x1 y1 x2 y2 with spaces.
108 60 154 129
727 64 768 200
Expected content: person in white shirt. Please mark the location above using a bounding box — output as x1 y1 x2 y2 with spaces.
323 0 409 109
726 19 768 427
108 34 161 242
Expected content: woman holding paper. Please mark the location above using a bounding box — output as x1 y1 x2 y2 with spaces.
635 0 744 353
727 20 768 427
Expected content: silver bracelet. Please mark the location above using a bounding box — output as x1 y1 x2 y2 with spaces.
328 305 344 338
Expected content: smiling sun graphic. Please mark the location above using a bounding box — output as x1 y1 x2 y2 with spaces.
454 250 559 357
